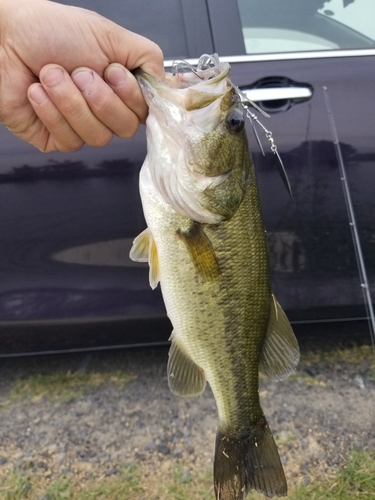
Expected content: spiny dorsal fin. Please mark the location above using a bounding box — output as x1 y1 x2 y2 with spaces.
168 332 206 397
177 222 221 281
129 228 160 289
260 295 299 381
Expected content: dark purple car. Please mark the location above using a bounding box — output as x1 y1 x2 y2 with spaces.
1 0 374 355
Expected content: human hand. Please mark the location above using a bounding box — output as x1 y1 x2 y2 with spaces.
0 0 164 152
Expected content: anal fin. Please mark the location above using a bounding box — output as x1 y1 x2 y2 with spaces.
168 333 206 397
260 295 299 381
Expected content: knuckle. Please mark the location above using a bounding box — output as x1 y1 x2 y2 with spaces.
0 98 28 127
87 130 113 148
150 43 164 64
57 139 85 153
38 143 55 153
118 120 139 139
59 96 86 118
88 93 111 115
51 131 85 152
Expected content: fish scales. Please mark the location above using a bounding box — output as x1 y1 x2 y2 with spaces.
145 173 269 428
131 56 299 499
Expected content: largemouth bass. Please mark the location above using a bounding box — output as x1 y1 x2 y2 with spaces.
131 55 299 499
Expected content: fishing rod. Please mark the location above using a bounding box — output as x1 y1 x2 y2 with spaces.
323 86 375 349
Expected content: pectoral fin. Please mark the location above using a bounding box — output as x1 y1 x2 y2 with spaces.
168 333 206 397
129 228 150 262
148 238 160 290
129 228 160 289
260 295 299 381
177 222 221 281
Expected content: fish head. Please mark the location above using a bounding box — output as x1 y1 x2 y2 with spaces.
136 61 252 223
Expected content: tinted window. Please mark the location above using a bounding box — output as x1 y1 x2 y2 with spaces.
56 0 191 58
237 0 375 54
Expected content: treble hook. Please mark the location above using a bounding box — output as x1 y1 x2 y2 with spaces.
172 59 204 79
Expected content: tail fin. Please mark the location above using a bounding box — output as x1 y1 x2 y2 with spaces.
214 416 287 499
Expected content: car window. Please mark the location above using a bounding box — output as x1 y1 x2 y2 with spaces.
56 0 192 59
317 0 375 40
236 0 375 54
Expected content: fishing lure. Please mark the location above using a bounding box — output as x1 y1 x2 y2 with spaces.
172 53 293 198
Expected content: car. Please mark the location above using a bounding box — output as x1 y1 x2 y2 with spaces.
1 0 374 356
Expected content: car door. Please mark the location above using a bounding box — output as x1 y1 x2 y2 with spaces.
0 0 214 354
1 0 374 355
202 0 375 327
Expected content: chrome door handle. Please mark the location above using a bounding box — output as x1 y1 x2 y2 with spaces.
240 86 313 102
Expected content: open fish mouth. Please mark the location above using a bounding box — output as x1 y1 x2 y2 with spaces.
135 54 233 114
166 53 230 89
136 53 292 197
134 55 245 225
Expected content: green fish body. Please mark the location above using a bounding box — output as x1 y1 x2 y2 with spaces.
131 57 299 499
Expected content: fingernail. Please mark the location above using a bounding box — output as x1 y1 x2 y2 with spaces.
106 66 126 87
29 84 47 104
42 68 64 87
72 70 94 91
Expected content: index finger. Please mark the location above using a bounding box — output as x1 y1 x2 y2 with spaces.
103 63 148 123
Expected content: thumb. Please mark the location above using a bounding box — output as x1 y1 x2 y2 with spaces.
97 20 165 81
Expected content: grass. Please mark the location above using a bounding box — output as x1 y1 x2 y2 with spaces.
274 430 297 446
287 344 375 386
293 450 375 499
300 344 375 368
0 451 374 499
5 369 135 404
156 466 214 500
287 374 327 387
0 464 213 500
0 465 144 500
1 344 374 498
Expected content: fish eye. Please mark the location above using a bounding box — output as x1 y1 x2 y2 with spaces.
226 109 245 133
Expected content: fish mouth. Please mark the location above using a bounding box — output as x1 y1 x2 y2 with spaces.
135 59 230 87
164 62 230 89
134 59 232 111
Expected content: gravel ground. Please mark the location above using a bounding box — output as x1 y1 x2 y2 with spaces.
0 328 374 493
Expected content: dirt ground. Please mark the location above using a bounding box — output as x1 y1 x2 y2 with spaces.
0 325 374 493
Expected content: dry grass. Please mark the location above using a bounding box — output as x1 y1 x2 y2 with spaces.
6 370 135 404
0 451 374 499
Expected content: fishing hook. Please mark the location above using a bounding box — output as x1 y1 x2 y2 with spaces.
171 59 203 79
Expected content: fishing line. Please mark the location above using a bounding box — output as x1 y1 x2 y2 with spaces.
235 86 293 198
323 86 375 349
